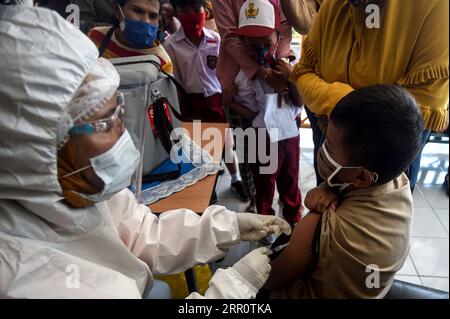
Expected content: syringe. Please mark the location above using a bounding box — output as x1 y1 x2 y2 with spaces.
268 243 290 255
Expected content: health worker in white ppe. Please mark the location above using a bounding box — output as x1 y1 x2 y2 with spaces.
0 4 291 299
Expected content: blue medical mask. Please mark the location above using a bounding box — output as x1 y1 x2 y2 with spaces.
252 40 278 66
119 6 159 49
254 47 274 66
64 130 140 203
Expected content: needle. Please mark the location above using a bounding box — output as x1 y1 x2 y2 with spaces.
269 243 289 255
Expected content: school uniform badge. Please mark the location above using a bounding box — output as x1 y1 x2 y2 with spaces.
207 55 217 69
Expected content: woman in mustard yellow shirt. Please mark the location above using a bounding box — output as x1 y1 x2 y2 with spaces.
291 0 449 191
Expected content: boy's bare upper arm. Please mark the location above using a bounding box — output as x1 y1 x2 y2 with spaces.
265 212 322 290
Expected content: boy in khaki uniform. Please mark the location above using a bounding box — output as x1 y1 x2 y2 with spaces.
264 84 425 298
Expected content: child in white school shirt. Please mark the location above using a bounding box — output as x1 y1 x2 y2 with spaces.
164 0 253 202
224 0 305 242
163 0 223 122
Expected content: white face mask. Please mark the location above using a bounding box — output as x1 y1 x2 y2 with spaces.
64 130 140 202
317 140 379 191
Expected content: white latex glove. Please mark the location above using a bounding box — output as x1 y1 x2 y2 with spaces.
236 213 292 241
187 248 272 299
232 247 271 291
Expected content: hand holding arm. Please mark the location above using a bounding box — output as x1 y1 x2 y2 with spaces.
304 186 340 214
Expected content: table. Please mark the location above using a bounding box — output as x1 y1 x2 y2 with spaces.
149 122 228 214
147 122 229 294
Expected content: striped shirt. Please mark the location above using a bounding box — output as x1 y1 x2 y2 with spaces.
88 26 174 73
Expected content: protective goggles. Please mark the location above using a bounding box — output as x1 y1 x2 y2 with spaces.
70 92 125 135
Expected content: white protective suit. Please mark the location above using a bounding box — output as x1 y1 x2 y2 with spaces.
0 5 262 299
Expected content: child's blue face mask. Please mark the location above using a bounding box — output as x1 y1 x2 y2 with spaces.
254 47 272 65
119 6 158 49
252 43 277 66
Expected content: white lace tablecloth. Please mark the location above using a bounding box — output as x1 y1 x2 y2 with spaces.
140 133 224 205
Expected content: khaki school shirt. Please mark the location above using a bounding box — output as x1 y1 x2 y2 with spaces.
272 173 413 299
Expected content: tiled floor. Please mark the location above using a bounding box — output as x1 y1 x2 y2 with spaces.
213 128 449 294
407 140 449 292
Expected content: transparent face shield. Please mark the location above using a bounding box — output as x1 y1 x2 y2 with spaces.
109 55 184 205
119 83 150 204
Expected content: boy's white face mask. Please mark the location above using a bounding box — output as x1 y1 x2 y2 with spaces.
317 139 379 191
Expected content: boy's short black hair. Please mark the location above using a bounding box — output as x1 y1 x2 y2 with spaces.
330 84 424 185
169 0 206 10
